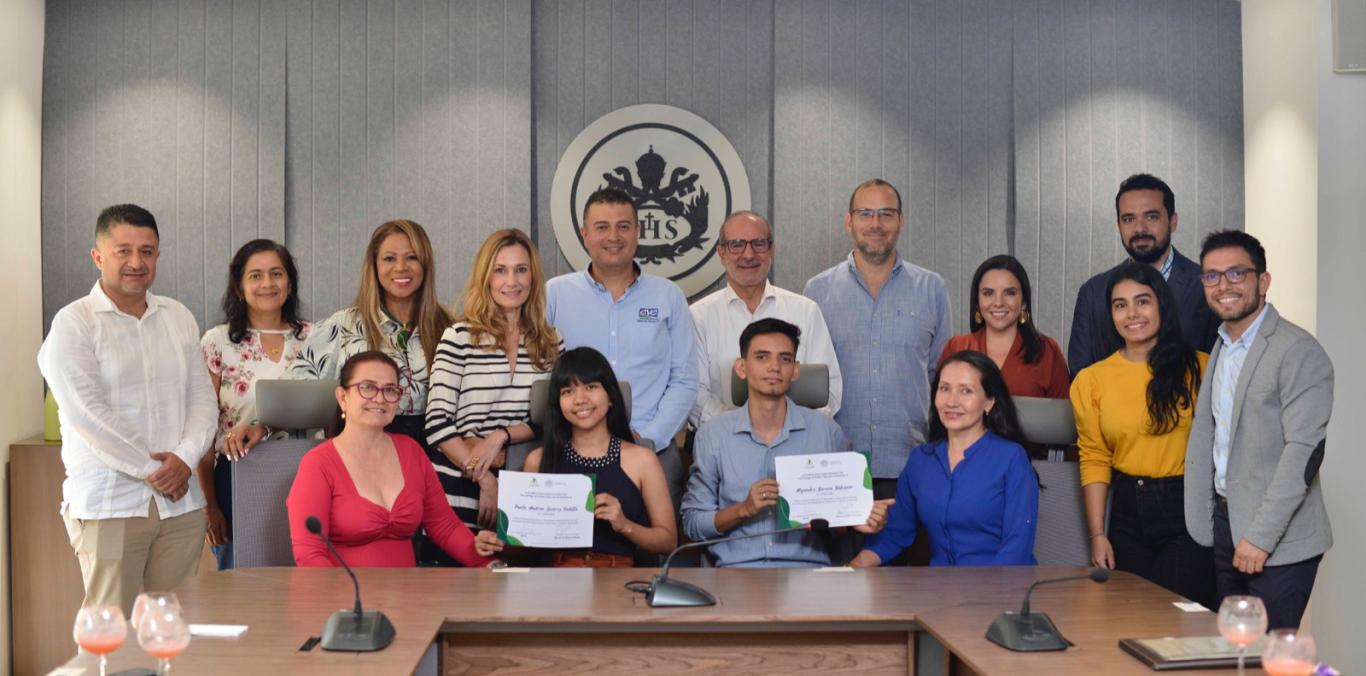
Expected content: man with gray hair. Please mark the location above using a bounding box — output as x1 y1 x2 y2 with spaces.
689 210 842 427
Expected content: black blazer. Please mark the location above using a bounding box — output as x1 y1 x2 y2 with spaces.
1066 249 1220 377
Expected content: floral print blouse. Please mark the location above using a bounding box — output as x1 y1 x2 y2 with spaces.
287 307 430 416
201 322 313 453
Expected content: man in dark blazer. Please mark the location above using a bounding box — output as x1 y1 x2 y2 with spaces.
1185 230 1333 630
1067 174 1220 376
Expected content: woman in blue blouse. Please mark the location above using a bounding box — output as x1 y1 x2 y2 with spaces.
851 350 1039 567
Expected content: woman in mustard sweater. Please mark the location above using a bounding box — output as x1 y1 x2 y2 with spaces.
1071 263 1215 608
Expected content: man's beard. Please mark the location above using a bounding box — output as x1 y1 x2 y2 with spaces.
855 239 895 265
1125 234 1170 265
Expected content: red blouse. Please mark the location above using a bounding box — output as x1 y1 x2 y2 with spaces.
939 330 1071 399
287 434 491 568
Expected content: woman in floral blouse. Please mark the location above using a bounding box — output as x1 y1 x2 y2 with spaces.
198 239 312 570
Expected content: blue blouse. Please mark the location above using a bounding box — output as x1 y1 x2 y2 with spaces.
866 431 1039 566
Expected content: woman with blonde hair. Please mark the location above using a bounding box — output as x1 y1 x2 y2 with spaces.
422 229 561 563
291 219 453 446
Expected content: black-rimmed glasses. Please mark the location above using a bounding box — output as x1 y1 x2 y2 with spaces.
719 238 773 254
1200 266 1257 287
347 382 403 403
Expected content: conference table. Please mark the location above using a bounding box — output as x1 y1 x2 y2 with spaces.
57 565 1217 675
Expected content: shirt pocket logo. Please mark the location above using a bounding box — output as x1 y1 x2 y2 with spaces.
637 308 660 323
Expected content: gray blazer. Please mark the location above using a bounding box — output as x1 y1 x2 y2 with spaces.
1184 305 1334 566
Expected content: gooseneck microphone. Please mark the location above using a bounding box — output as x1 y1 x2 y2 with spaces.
647 519 830 608
305 516 396 652
985 567 1110 652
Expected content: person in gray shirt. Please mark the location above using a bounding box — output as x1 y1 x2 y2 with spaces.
682 318 892 567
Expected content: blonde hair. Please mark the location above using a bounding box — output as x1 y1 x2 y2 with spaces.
354 220 453 367
459 229 559 371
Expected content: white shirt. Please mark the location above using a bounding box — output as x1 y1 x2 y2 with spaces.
689 281 843 426
38 282 218 520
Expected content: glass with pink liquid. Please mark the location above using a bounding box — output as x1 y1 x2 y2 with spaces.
1218 595 1268 676
72 604 128 676
137 604 192 675
1261 629 1317 676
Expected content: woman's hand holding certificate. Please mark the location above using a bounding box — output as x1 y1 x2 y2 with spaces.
494 471 595 548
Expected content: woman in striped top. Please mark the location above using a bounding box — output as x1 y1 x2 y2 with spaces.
423 229 561 562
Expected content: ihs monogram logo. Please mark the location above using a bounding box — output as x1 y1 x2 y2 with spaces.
599 145 710 266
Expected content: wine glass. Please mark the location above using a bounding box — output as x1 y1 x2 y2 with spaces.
72 604 128 676
1218 595 1268 676
137 605 192 675
131 591 181 632
1261 629 1317 676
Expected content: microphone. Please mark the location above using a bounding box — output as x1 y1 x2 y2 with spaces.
985 568 1109 652
646 518 830 608
305 516 395 652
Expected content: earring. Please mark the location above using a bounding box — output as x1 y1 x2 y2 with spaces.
340 411 346 419
974 310 982 324
1020 308 1029 324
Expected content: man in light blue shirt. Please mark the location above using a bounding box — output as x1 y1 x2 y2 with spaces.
803 179 951 501
546 187 699 507
683 318 890 567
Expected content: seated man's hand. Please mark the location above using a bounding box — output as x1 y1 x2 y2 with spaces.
853 498 895 534
147 452 191 500
741 479 780 519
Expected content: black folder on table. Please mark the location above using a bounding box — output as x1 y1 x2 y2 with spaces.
1119 636 1265 671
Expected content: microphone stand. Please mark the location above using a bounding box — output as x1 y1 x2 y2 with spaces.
985 568 1109 652
647 520 828 608
306 516 396 652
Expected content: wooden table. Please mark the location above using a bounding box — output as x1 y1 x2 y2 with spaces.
55 566 1215 675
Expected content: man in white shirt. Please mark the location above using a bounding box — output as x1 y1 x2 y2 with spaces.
38 204 218 613
689 211 842 427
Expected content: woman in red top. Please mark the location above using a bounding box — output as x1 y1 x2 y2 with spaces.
287 351 493 567
940 255 1070 399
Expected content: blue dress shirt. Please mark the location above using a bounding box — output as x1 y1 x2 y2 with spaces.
865 432 1039 566
682 399 851 567
803 253 952 478
546 266 699 451
1211 303 1271 497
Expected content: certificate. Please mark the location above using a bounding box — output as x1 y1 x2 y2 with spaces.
774 452 873 528
495 471 595 548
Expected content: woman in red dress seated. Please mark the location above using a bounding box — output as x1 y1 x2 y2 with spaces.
287 351 494 567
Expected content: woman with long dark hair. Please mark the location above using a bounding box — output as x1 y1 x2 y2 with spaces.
940 255 1070 398
851 350 1039 567
287 351 493 568
198 239 311 569
1071 262 1214 607
474 347 676 566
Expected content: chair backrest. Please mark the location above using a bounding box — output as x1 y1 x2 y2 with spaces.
528 380 632 428
234 379 339 567
1031 459 1091 566
729 364 830 410
1014 396 1078 446
232 438 317 567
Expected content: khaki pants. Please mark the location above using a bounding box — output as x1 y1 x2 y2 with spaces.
62 499 207 615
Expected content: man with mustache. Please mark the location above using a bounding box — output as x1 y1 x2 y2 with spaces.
803 179 952 526
689 210 843 427
1184 230 1333 630
1067 173 1220 376
38 204 218 614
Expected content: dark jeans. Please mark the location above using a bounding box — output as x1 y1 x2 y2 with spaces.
1109 471 1216 609
212 454 235 570
1213 497 1321 630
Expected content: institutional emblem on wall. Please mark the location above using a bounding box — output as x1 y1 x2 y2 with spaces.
550 104 751 297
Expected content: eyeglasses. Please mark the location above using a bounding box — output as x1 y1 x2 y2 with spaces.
347 382 403 403
849 208 902 224
1200 266 1258 287
719 238 772 254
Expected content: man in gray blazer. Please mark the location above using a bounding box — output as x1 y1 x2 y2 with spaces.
1184 230 1333 630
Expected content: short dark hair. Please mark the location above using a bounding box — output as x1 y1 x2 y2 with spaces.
1115 173 1175 218
848 178 903 212
1200 230 1267 273
96 204 159 240
967 255 1045 364
739 318 801 358
582 187 637 224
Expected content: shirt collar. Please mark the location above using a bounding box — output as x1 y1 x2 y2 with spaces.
1154 247 1176 281
88 280 165 317
1217 301 1271 349
584 262 642 293
844 251 904 289
722 280 776 307
734 396 807 443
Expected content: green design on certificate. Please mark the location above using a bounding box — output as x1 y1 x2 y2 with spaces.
496 471 596 548
774 452 874 528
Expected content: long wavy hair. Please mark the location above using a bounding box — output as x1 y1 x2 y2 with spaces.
458 229 560 371
327 350 400 438
1105 263 1202 435
927 350 1024 444
219 239 307 344
354 220 453 367
538 347 633 474
967 254 1045 364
